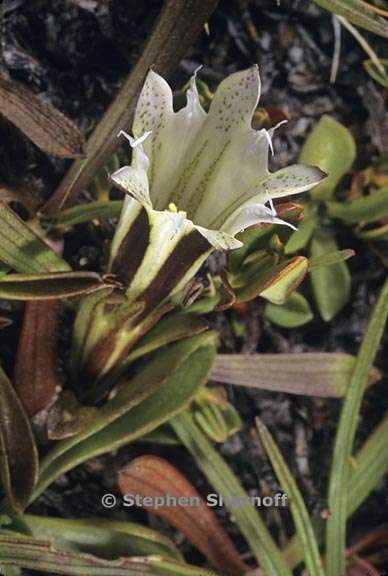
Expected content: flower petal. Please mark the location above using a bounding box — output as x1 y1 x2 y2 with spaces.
258 164 327 200
132 70 206 210
195 226 242 251
110 165 151 207
171 66 263 217
221 203 296 237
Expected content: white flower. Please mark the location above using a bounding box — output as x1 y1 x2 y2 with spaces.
109 66 325 301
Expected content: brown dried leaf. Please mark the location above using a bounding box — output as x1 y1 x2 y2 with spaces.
14 300 61 416
118 455 248 576
0 76 85 158
212 353 381 398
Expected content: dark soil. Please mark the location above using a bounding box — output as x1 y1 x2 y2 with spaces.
0 0 387 574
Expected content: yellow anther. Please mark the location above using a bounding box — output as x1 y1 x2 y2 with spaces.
168 202 178 213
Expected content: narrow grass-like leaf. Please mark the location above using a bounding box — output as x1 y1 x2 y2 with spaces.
0 366 39 512
256 418 325 576
44 201 123 229
282 415 388 571
0 534 218 575
118 456 247 575
0 204 70 273
311 1 388 38
364 58 388 87
326 278 388 576
211 353 380 398
0 271 106 300
22 515 180 561
310 232 351 321
326 187 388 224
32 333 216 501
172 412 292 576
0 76 84 158
282 416 388 570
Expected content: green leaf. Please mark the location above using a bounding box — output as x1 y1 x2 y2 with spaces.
211 352 380 398
125 311 208 364
0 366 39 512
0 272 106 300
172 412 293 576
326 187 388 224
43 201 123 229
363 58 388 87
234 256 307 304
326 278 388 576
22 515 181 561
0 204 70 273
0 533 218 575
299 116 356 201
282 414 388 571
311 0 388 38
310 232 351 321
284 210 318 254
32 333 217 502
357 222 388 240
348 414 388 516
259 257 308 305
308 249 355 269
256 418 325 576
265 292 313 328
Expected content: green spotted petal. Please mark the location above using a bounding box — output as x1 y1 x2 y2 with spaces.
259 164 326 200
133 70 207 211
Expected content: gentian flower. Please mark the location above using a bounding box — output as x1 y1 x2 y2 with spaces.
109 66 325 310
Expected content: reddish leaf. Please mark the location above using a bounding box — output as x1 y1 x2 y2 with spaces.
14 301 61 416
0 76 84 158
118 455 248 576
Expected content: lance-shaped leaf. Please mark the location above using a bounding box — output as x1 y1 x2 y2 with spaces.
43 200 124 229
0 203 70 274
265 292 313 328
299 116 356 201
364 58 388 88
0 271 106 300
311 0 388 38
326 278 388 576
310 232 351 321
0 365 39 512
32 333 217 501
124 311 208 364
0 534 218 576
14 301 61 416
118 456 247 575
308 249 355 269
22 515 180 561
256 418 325 576
172 412 292 576
282 415 388 572
234 256 308 304
211 353 380 398
326 187 388 224
0 76 84 158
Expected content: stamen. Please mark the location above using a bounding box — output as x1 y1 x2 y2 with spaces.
168 202 178 213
